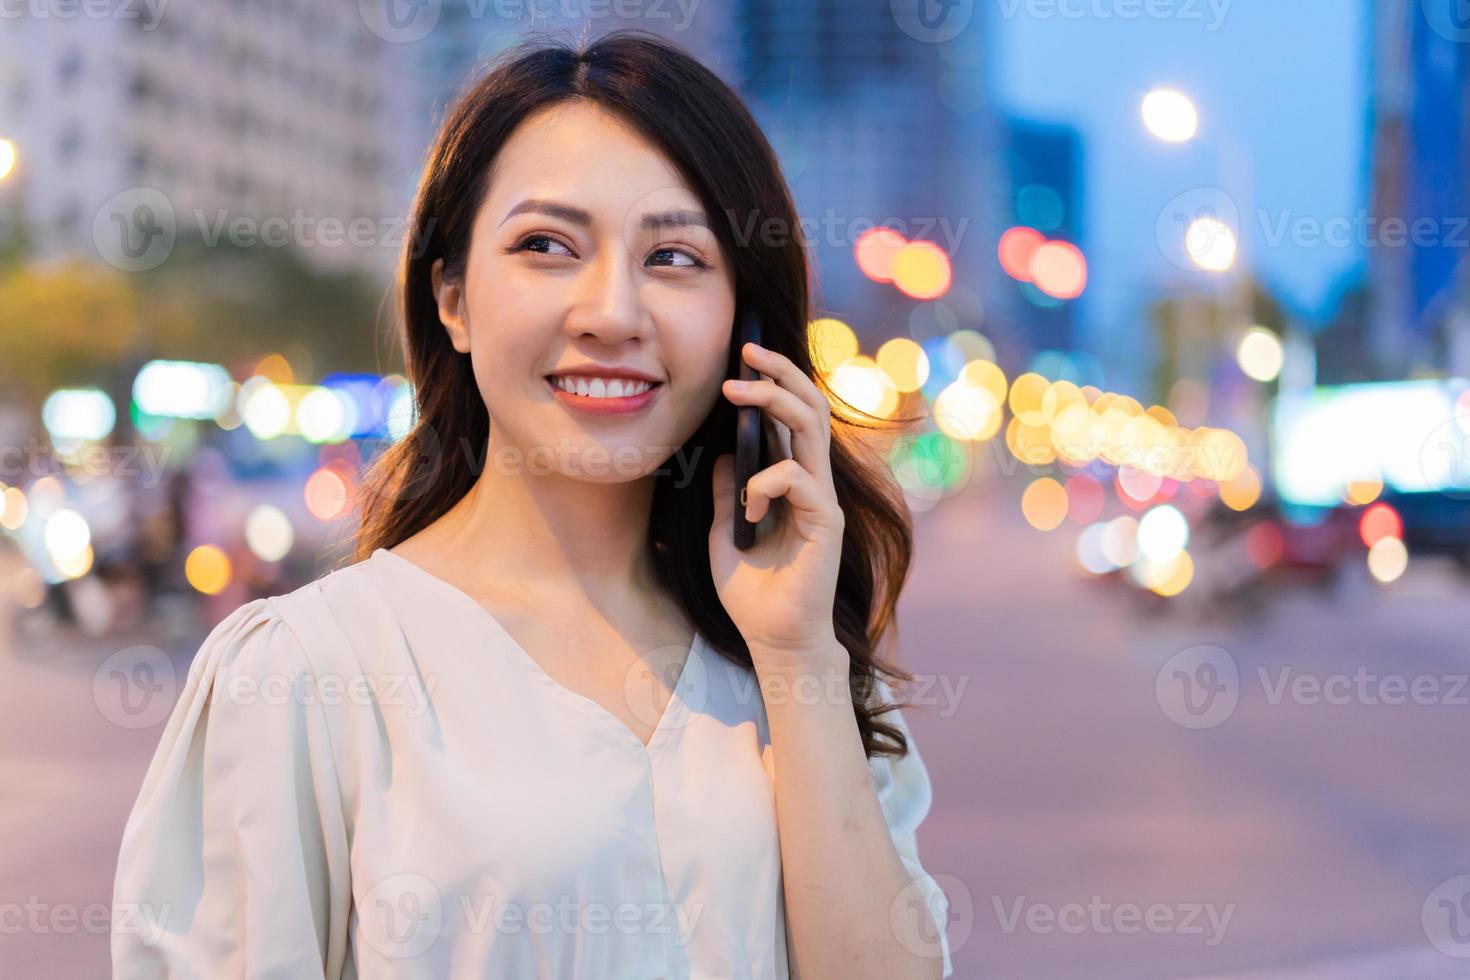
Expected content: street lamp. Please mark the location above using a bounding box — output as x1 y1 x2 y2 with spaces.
1141 89 1199 143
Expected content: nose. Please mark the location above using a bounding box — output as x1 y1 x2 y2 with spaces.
563 245 652 346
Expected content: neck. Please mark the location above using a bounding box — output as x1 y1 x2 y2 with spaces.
431 430 663 606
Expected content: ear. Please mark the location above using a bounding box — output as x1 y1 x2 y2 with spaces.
431 258 471 354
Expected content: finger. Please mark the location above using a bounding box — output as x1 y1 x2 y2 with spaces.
762 403 794 462
740 342 831 420
711 452 736 526
723 377 829 484
744 457 840 526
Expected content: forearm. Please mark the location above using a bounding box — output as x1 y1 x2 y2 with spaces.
751 636 943 980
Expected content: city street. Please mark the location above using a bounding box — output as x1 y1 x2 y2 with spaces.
4 479 1469 978
900 480 1470 978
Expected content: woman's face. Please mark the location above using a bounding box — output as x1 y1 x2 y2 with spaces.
432 99 737 483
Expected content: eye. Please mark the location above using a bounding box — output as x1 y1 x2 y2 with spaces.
509 234 575 258
648 247 708 269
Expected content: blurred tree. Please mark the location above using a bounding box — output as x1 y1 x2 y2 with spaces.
133 234 398 377
1147 278 1288 405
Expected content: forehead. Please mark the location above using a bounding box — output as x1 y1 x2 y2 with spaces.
485 100 703 217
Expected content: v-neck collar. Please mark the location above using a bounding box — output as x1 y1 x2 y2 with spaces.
370 547 703 757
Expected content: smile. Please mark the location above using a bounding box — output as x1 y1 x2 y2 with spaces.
545 375 663 415
547 375 657 398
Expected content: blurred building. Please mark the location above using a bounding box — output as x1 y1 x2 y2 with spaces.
733 0 992 348
984 116 1086 362
1366 0 1470 377
0 4 407 282
389 2 743 212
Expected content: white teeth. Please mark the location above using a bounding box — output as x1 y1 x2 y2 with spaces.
551 376 654 398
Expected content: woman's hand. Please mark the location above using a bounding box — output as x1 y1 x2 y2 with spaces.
709 342 848 674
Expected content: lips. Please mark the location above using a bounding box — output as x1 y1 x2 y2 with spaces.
544 376 663 416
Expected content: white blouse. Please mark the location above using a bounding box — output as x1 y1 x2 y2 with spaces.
112 546 953 979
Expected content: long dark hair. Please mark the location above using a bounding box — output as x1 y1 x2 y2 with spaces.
350 29 920 759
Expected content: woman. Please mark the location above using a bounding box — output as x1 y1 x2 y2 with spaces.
112 30 953 980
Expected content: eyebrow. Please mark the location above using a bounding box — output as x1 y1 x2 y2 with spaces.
499 198 709 231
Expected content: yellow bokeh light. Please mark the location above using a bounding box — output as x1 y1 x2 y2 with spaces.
185 544 232 595
0 486 27 530
1041 380 1085 425
828 356 901 420
960 360 1008 407
934 382 1002 442
254 353 294 384
1367 536 1408 583
1008 372 1050 426
890 241 953 300
1195 428 1248 482
1220 465 1262 511
809 318 859 375
1006 417 1058 466
1021 477 1069 531
1148 550 1195 596
876 338 929 393
1344 472 1383 506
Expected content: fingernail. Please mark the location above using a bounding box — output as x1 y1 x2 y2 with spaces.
727 379 749 388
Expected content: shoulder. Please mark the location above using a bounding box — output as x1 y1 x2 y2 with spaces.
190 554 381 686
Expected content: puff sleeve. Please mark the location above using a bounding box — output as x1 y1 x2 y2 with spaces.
870 678 954 979
111 597 353 980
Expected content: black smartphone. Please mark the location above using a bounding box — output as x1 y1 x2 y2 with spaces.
733 307 764 551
